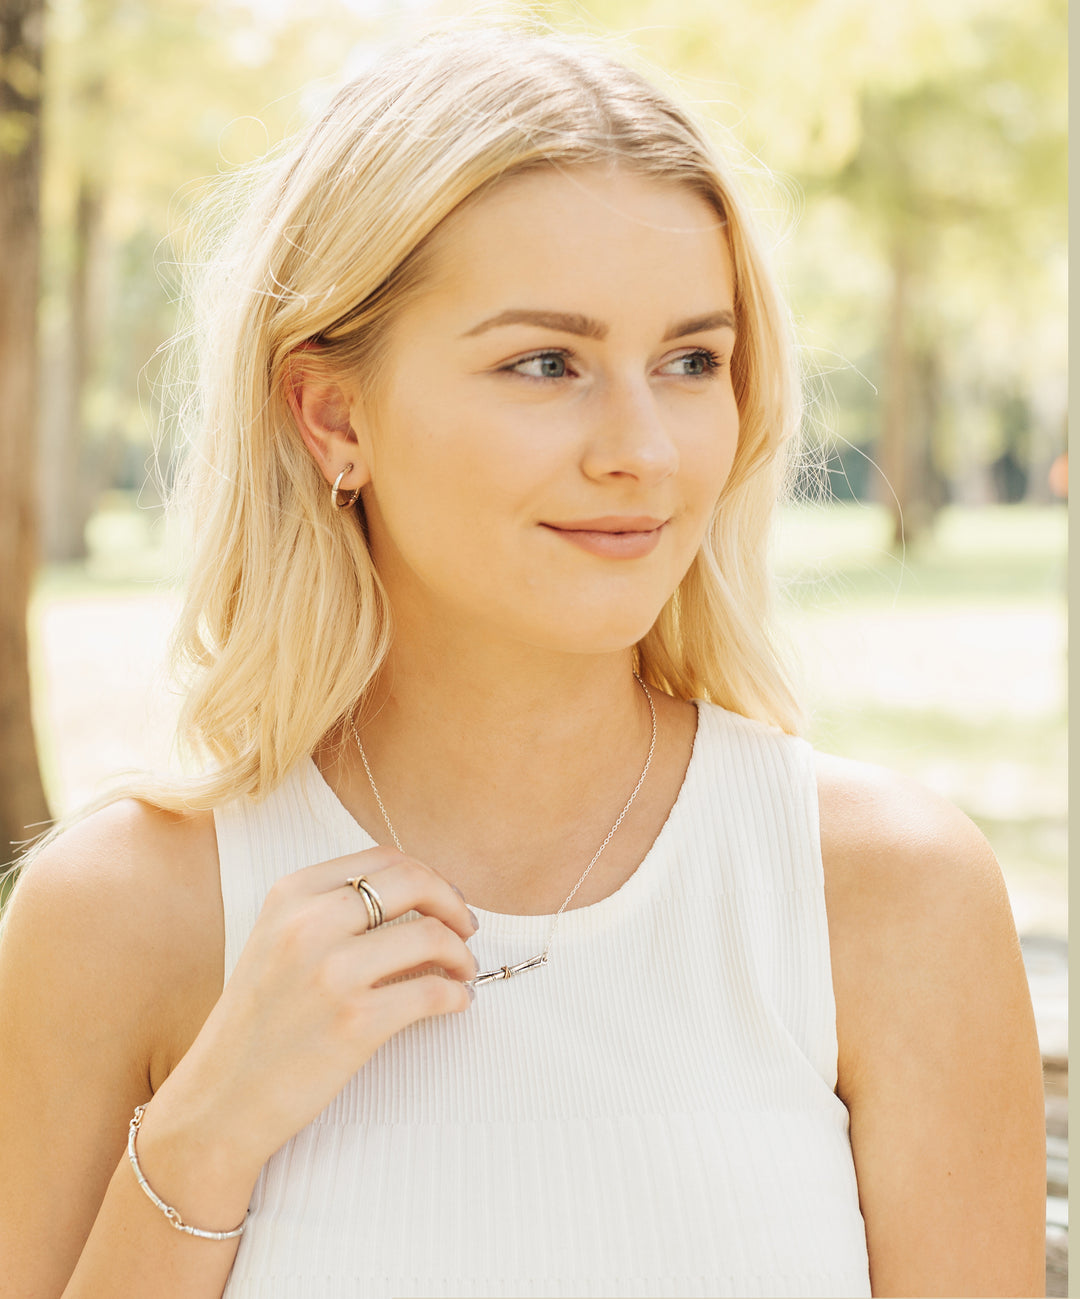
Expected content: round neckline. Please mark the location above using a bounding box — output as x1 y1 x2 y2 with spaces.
304 698 706 933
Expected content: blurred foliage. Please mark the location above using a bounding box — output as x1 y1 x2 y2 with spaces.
774 497 1067 606
36 0 1066 557
769 499 1067 934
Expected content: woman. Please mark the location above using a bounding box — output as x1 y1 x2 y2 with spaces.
0 26 1045 1299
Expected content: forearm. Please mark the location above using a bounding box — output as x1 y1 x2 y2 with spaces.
62 1105 259 1299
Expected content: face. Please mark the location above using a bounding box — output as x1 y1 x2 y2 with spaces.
346 165 740 658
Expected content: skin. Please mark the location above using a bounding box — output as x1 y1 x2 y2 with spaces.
301 167 738 910
0 167 1045 1298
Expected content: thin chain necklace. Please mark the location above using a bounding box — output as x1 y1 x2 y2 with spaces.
348 675 657 987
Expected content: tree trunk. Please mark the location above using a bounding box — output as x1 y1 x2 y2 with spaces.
0 0 52 869
914 345 947 523
877 239 922 550
40 176 105 562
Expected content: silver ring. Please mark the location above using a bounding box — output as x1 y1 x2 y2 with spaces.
358 878 385 927
346 875 385 930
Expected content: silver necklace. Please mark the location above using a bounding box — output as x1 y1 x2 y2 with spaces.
348 675 657 987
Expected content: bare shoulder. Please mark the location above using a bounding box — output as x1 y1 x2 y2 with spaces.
3 798 224 1087
813 750 1025 1088
0 800 225 1292
814 752 1045 1295
815 747 1002 891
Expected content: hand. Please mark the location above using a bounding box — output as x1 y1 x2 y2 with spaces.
137 848 478 1203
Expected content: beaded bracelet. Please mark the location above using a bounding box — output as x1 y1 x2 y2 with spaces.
127 1105 248 1240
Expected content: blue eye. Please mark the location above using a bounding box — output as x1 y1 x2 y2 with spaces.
662 349 722 378
508 351 571 379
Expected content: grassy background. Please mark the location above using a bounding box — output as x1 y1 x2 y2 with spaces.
774 502 1066 937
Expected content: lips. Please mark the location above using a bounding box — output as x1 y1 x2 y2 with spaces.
543 516 667 533
540 516 668 559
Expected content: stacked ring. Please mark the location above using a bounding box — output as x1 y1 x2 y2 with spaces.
346 875 385 931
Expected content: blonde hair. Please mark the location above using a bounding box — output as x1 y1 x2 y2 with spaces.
62 26 808 828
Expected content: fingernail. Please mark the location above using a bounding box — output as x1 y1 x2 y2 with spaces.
468 908 480 931
465 982 476 1003
451 883 466 901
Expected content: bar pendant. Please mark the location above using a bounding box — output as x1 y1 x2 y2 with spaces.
470 952 549 987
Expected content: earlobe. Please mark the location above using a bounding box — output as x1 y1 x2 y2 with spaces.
285 358 372 491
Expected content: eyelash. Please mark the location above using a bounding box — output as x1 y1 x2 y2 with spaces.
504 347 724 381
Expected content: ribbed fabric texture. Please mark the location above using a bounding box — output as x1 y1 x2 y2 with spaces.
216 701 871 1298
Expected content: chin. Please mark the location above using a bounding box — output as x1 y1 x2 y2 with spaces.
536 608 666 657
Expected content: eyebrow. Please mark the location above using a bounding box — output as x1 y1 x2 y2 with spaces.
460 308 736 342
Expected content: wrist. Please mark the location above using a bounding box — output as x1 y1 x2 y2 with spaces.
129 1094 262 1235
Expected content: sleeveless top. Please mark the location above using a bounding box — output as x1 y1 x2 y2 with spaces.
215 701 871 1298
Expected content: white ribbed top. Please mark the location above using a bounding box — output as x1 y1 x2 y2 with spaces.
215 701 871 1298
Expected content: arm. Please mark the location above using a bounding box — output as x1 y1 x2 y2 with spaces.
0 798 479 1299
0 800 251 1299
818 755 1046 1297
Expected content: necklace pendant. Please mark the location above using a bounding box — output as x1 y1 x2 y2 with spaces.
469 952 548 987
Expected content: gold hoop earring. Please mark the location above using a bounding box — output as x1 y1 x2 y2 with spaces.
331 464 360 509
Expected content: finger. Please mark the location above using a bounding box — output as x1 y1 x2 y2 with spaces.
371 973 475 1028
358 913 480 985
286 846 406 895
343 860 478 940
345 860 478 941
282 849 479 941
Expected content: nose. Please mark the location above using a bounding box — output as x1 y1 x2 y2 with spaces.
579 375 680 486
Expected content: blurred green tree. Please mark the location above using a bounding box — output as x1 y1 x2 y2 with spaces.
0 0 51 861
36 0 373 560
25 0 1068 566
820 0 1067 545
525 0 1066 544
38 0 108 561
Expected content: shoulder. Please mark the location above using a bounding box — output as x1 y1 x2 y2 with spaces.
813 751 1022 1091
814 749 1014 945
815 747 993 870
7 797 221 955
813 752 1045 1294
814 748 1006 927
2 799 223 1088
0 804 225 1294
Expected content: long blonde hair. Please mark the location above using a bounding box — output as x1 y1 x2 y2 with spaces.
78 27 807 824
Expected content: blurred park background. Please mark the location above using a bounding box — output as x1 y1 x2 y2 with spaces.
0 0 1068 1283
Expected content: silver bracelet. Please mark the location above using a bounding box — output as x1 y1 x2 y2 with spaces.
127 1105 248 1240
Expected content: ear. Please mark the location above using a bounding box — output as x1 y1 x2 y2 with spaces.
284 355 371 493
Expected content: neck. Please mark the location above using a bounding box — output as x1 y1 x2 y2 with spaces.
352 541 656 766
364 641 644 755
318 633 668 910
356 641 651 823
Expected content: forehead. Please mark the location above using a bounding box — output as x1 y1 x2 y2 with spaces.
415 165 734 323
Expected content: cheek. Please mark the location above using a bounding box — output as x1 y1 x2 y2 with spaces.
366 406 542 565
687 393 741 505
407 398 571 510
